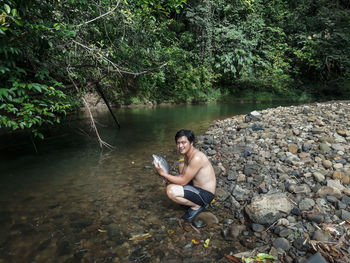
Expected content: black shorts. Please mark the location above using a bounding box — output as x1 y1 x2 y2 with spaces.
183 185 215 207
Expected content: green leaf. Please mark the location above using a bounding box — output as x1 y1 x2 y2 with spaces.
0 88 9 98
11 8 17 16
4 4 11 14
256 253 278 260
0 26 8 34
13 18 23 26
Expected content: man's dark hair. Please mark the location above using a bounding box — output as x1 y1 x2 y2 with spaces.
175 129 195 143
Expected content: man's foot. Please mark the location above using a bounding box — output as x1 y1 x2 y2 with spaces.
181 206 205 221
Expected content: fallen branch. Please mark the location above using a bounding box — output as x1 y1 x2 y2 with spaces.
95 82 120 129
67 67 114 149
190 223 200 234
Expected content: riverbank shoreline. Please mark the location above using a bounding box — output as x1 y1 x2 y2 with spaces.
81 91 313 111
197 100 350 262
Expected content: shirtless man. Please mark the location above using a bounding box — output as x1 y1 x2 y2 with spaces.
154 129 216 221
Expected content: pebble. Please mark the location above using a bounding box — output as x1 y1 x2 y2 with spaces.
322 160 332 169
342 195 350 204
273 237 291 251
251 223 265 232
306 213 324 224
299 198 315 211
313 171 325 182
340 210 350 221
278 228 293 238
312 230 329 242
198 101 350 260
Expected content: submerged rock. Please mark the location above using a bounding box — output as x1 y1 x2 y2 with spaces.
192 212 218 228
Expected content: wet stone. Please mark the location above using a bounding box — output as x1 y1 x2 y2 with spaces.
224 218 234 225
107 223 122 239
37 239 51 251
101 217 113 225
0 211 12 224
138 203 150 210
70 218 93 229
129 248 148 262
222 225 246 240
56 239 71 256
74 248 88 260
10 223 34 234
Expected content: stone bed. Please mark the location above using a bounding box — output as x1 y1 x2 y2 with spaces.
197 101 350 263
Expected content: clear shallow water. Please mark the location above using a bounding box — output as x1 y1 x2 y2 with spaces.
0 102 295 262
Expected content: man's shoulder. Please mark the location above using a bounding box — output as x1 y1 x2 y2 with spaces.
193 150 209 163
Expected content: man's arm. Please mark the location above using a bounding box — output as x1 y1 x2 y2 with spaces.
154 155 201 185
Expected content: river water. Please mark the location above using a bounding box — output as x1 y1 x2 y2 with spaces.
0 103 291 263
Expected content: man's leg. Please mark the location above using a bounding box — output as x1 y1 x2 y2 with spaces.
166 184 201 210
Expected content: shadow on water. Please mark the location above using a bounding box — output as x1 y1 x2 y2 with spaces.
0 102 299 262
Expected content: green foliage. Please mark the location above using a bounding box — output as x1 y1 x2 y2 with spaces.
0 1 72 137
1 0 350 138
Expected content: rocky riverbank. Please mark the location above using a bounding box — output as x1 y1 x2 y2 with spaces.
197 101 350 262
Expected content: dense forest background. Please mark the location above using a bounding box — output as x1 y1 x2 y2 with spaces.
1 0 350 136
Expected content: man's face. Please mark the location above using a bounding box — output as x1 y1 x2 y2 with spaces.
176 136 192 155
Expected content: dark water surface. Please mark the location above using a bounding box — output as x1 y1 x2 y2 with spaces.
0 103 293 262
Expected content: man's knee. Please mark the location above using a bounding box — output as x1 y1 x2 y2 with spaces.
166 184 183 199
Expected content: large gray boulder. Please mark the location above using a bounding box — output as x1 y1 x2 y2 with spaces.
245 193 293 225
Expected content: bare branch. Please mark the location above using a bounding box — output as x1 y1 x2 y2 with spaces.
66 67 114 150
77 0 121 27
72 39 168 77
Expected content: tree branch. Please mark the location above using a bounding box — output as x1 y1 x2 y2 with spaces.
77 0 121 27
71 39 168 77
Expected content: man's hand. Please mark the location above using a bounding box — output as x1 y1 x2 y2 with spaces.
153 160 165 176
